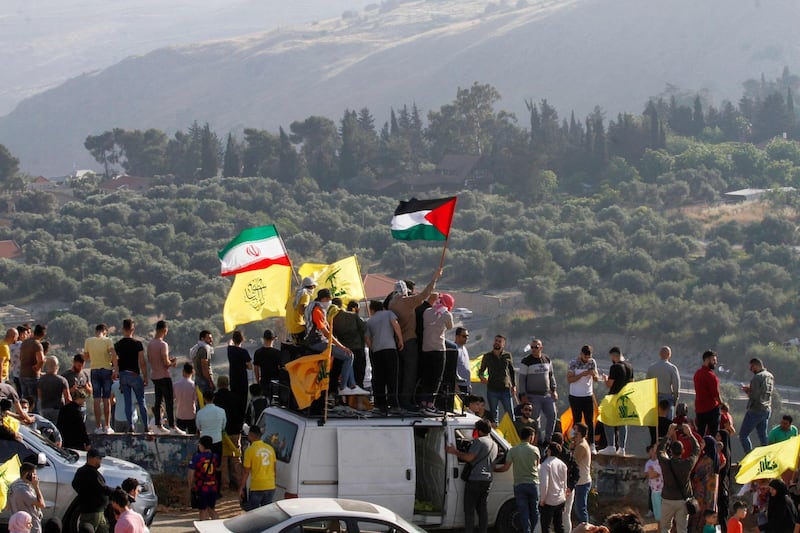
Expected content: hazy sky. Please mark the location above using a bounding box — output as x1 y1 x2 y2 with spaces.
0 0 374 115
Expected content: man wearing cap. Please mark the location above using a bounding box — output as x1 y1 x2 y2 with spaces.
740 357 774 454
72 448 114 533
240 426 277 510
57 389 91 451
9 462 45 533
253 330 281 402
305 289 367 396
286 276 316 344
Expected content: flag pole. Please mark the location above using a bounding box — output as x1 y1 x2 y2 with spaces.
438 235 450 271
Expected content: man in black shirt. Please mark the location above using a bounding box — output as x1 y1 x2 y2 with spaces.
57 389 90 450
72 448 114 533
598 346 633 456
253 330 281 402
114 319 150 433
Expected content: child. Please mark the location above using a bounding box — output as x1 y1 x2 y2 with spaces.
245 383 268 427
644 444 663 521
720 403 736 435
189 435 220 521
726 500 747 533
8 511 32 533
702 509 719 533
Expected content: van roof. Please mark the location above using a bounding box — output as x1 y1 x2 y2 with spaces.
263 406 482 427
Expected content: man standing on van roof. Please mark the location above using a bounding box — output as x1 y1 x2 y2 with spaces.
478 335 516 424
286 277 316 345
387 269 442 409
446 419 497 533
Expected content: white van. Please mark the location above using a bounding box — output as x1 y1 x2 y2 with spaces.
256 407 519 532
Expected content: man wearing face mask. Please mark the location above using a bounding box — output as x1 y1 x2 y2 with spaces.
304 289 368 396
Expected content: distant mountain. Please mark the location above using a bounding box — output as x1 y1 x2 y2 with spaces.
0 0 375 115
2 0 798 176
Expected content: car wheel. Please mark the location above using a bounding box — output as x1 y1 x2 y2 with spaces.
495 499 520 533
63 501 82 533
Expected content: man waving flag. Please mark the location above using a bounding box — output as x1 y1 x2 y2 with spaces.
391 197 457 241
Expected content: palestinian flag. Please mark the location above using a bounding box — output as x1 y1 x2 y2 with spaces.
218 225 291 277
391 197 457 241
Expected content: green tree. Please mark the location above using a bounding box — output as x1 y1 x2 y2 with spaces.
199 123 220 179
222 133 242 177
47 313 89 351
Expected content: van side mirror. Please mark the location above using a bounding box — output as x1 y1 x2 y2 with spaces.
37 452 47 466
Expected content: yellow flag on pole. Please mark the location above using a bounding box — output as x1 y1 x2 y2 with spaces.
298 256 365 302
735 435 800 484
597 378 657 427
285 347 331 409
498 412 521 446
223 265 292 333
0 454 21 510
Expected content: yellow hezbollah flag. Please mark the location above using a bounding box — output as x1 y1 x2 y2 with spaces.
285 348 331 409
0 454 20 510
298 256 365 302
470 355 483 383
597 378 657 427
497 412 521 446
223 265 292 333
736 435 800 484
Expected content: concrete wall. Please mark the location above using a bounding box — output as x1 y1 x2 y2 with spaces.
89 433 198 477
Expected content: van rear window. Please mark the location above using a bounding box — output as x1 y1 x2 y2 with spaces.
262 414 298 463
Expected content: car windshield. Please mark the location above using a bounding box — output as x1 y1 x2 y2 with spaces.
222 502 290 532
22 426 78 463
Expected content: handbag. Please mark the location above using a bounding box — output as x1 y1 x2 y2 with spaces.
460 440 495 482
665 455 698 515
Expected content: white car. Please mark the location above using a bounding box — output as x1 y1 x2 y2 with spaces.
194 498 428 533
452 307 473 319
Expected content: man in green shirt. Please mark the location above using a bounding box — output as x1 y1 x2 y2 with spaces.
768 414 798 444
478 334 516 424
495 426 540 533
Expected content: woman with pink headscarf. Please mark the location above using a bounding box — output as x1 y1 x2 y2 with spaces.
419 293 455 415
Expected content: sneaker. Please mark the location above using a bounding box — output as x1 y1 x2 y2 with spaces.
616 447 626 456
348 385 370 396
145 426 155 435
153 425 170 434
94 427 105 434
598 445 617 456
171 426 187 435
338 387 356 396
422 406 443 416
105 426 115 435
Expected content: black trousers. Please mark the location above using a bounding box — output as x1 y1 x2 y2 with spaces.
540 502 565 533
696 405 720 437
569 394 595 444
370 349 399 409
152 377 174 427
464 480 491 533
420 350 445 405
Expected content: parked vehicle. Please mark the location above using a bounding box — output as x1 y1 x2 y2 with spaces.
452 307 473 319
255 407 519 532
0 426 157 532
194 497 427 533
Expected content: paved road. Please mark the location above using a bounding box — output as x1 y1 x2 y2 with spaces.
153 494 241 532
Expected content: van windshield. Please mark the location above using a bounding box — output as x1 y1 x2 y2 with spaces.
261 413 298 463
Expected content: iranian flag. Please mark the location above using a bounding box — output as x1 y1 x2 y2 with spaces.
391 197 457 241
218 225 291 277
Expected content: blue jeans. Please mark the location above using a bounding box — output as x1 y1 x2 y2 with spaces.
246 489 275 511
487 389 515 424
574 482 591 524
120 371 149 429
514 483 539 533
739 408 770 454
309 343 355 389
604 424 627 449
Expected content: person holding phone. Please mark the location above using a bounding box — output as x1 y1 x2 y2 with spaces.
9 462 45 533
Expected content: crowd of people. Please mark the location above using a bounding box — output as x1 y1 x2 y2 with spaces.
1 276 798 533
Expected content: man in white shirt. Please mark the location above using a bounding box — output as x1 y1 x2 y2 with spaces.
539 442 567 533
454 328 471 395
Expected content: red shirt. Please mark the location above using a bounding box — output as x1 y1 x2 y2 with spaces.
693 366 720 413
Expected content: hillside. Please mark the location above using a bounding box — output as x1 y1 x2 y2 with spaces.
2 0 798 175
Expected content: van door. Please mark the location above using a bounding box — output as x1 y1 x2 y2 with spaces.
336 427 415 518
